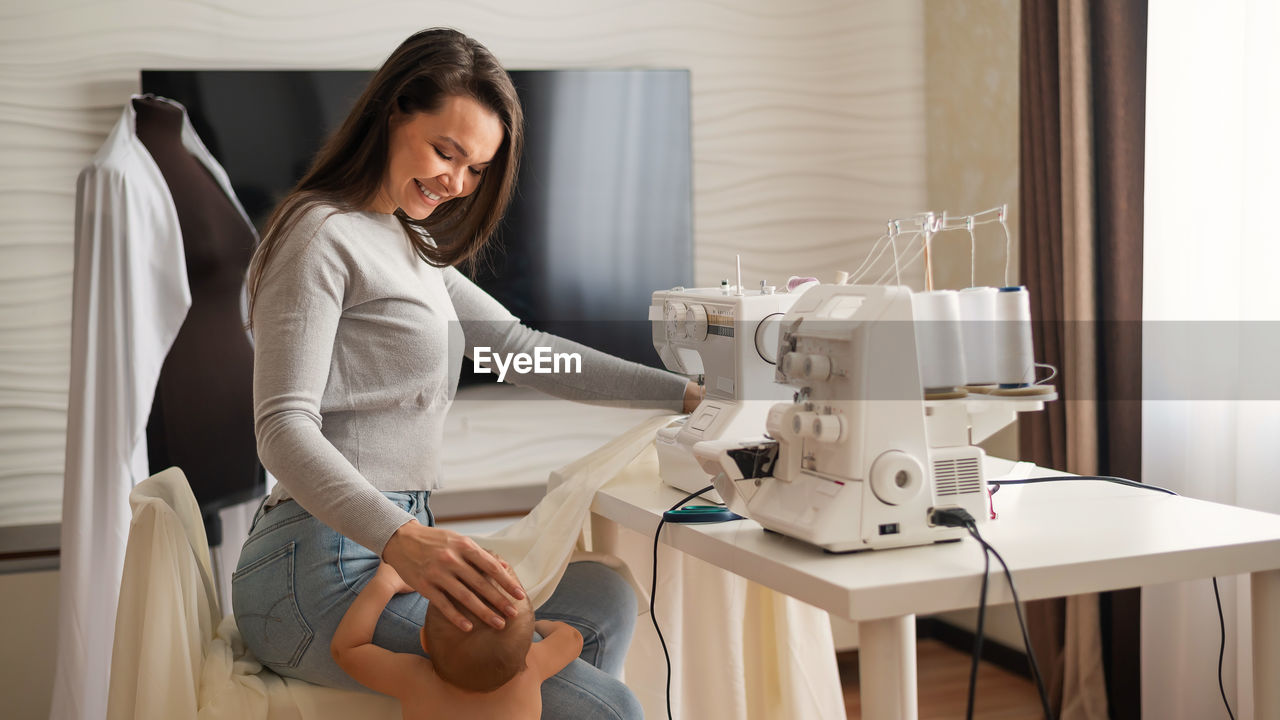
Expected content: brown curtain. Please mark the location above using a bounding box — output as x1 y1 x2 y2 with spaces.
1019 0 1146 718
1089 2 1146 718
1019 1 1070 713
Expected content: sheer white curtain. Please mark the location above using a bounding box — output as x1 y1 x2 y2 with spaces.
1142 1 1280 718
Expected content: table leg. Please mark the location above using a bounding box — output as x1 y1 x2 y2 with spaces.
858 614 919 720
590 512 619 555
1253 568 1280 719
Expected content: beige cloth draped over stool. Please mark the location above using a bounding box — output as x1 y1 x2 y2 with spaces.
106 468 398 720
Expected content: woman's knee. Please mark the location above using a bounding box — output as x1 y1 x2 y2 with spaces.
560 561 638 623
539 561 638 674
541 661 644 720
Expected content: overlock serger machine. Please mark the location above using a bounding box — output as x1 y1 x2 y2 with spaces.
692 283 1055 552
650 281 802 497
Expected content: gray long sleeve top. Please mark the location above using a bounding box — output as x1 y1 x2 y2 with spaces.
252 205 687 554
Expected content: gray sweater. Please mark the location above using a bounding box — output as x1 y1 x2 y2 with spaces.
252 205 687 554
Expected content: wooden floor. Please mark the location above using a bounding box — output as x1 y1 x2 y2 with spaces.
840 639 1043 719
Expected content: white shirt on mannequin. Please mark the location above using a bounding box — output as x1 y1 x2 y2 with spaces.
52 94 252 720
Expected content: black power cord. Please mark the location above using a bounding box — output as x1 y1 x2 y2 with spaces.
650 484 716 720
1212 577 1236 720
966 529 991 720
985 475 1236 720
650 474 1234 720
933 507 1054 720
989 474 1177 496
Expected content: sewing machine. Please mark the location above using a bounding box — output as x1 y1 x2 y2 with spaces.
692 284 1055 552
650 284 802 497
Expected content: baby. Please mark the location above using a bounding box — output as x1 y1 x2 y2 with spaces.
331 562 583 720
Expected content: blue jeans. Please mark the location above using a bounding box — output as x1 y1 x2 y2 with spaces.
231 491 642 719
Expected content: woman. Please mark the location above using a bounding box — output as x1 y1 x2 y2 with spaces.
231 28 700 717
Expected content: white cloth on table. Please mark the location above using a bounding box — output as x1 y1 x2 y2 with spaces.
475 415 845 720
473 413 677 609
55 95 253 720
607 445 846 720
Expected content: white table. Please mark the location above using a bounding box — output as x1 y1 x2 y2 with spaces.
588 457 1280 719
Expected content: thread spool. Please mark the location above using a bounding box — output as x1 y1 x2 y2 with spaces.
958 287 998 385
994 286 1035 386
911 290 967 392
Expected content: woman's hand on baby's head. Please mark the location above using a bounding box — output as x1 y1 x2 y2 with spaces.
382 520 526 633
485 549 512 571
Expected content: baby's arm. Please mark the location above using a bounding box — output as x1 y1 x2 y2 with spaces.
331 563 423 697
527 620 585 681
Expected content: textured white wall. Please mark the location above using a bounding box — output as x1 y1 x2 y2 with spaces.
0 0 927 527
923 0 1024 652
925 0 1020 293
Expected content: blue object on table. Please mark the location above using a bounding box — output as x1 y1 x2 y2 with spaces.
662 505 744 523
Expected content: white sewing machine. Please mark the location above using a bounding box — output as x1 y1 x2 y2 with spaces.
650 283 802 497
693 284 1055 552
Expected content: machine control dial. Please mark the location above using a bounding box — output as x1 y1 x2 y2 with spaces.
810 413 844 443
685 303 709 341
802 354 833 381
869 451 925 506
755 312 785 364
664 301 688 339
782 353 833 381
780 352 802 379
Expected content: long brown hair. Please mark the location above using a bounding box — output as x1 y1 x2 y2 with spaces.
246 28 523 325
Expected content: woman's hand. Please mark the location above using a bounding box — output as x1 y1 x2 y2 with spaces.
381 520 525 632
682 381 704 413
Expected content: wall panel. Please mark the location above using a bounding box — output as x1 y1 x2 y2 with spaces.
0 0 926 526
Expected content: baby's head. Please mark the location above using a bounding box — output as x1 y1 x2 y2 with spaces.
421 577 534 692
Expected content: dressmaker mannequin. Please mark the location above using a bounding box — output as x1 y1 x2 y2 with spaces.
135 96 262 544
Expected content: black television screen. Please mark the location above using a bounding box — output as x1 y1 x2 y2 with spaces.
140 69 694 371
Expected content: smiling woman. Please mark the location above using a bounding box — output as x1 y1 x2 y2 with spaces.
234 26 695 720
244 28 525 322
371 95 504 220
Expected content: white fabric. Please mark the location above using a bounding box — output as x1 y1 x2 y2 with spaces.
439 383 670 500
474 413 677 608
108 468 220 720
1143 3 1280 718
477 415 844 720
607 446 846 720
55 95 253 720
108 467 400 720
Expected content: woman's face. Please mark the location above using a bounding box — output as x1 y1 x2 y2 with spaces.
374 94 504 220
